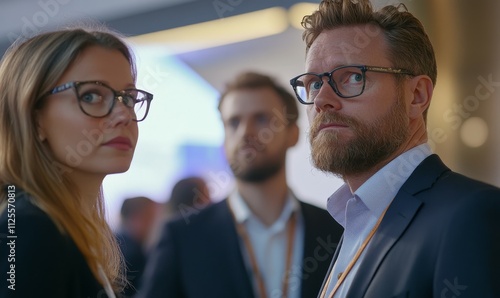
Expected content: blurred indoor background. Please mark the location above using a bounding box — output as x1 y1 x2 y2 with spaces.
1 0 498 228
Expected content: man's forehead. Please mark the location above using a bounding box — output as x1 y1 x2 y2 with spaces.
221 89 284 117
306 25 388 70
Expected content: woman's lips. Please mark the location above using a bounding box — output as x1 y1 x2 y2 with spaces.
102 136 133 150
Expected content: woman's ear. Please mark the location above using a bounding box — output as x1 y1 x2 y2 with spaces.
38 131 46 142
408 75 433 120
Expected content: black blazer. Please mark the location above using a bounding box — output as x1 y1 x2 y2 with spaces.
139 199 343 298
0 192 110 298
320 155 500 298
115 231 148 297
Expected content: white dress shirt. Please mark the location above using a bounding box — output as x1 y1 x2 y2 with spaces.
228 191 305 298
325 144 432 297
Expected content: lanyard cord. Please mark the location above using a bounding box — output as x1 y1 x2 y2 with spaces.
227 200 297 298
319 206 389 298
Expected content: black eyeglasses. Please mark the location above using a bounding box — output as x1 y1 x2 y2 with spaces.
41 81 153 122
289 65 414 105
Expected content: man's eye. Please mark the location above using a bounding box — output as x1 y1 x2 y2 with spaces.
348 73 363 83
228 118 239 128
255 114 270 125
309 80 322 91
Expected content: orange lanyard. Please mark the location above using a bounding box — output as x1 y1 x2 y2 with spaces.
319 206 389 298
227 200 297 298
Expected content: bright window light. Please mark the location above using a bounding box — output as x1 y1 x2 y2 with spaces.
103 45 232 228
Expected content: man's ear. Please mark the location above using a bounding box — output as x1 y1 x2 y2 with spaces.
287 123 300 147
408 75 433 119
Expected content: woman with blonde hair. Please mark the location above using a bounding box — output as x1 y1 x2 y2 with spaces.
0 27 153 297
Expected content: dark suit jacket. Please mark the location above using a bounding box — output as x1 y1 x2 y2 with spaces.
0 191 110 298
321 154 500 298
139 199 343 298
115 231 147 297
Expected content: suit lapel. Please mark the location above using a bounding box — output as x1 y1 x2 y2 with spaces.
346 155 450 297
347 192 422 297
316 235 343 298
218 200 256 297
331 235 343 265
300 201 344 298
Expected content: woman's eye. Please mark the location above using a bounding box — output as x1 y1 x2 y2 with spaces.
80 92 103 104
121 94 136 108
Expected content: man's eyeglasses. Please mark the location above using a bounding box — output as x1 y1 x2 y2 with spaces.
41 81 153 122
289 65 414 105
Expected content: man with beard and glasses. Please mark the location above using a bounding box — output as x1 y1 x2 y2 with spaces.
138 71 343 298
289 0 500 297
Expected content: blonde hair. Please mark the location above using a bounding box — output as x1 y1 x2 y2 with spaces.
302 0 437 121
0 27 136 291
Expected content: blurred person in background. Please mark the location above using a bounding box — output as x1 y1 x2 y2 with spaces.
139 71 343 298
164 176 212 222
143 176 212 268
115 196 159 297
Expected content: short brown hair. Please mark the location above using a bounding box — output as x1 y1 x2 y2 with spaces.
218 71 299 125
120 196 156 220
302 0 437 87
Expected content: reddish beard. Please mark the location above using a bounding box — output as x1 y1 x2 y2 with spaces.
309 95 409 177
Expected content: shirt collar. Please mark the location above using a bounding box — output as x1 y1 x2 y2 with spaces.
327 143 432 226
228 190 300 227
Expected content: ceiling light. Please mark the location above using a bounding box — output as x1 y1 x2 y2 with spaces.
288 2 319 30
128 7 289 54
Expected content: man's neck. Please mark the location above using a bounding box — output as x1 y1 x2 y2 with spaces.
345 139 428 192
236 171 289 226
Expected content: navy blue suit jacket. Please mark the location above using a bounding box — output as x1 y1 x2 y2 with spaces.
139 199 343 298
320 155 500 298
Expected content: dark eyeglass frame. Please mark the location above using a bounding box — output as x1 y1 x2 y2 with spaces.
289 65 414 105
41 81 154 122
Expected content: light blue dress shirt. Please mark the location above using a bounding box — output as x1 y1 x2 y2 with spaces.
325 144 432 297
228 190 305 298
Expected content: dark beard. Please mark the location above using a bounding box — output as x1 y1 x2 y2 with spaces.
229 148 284 183
234 161 282 183
309 94 409 177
